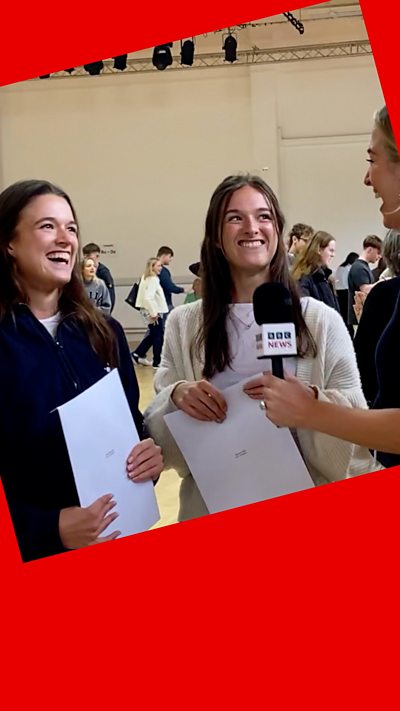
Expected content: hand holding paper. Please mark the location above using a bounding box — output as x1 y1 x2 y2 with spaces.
165 376 314 515
58 369 160 545
59 493 121 549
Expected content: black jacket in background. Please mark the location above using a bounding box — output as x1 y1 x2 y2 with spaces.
354 276 400 406
0 306 143 562
373 287 400 467
297 267 340 313
97 262 115 312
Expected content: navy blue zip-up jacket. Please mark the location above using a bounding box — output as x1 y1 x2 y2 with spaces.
159 266 184 309
0 305 143 563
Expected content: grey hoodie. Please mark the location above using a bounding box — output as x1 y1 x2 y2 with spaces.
83 277 111 314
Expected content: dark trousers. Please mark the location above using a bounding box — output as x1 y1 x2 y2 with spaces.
135 320 164 366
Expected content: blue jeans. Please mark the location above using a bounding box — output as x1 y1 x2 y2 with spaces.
135 320 164 366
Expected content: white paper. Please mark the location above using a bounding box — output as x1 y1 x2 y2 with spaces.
58 369 160 537
164 377 314 514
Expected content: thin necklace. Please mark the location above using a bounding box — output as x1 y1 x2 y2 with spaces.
229 305 255 330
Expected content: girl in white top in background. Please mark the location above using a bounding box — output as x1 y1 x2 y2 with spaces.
144 174 380 522
132 257 168 369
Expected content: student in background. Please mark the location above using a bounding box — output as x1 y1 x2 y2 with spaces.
287 223 314 268
132 257 168 369
347 235 382 337
82 242 116 312
157 246 184 318
334 252 359 327
291 231 340 312
81 256 111 314
184 262 202 304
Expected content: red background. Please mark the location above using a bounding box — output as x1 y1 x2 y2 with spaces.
0 1 398 707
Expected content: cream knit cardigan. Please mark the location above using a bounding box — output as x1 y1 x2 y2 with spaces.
144 297 382 521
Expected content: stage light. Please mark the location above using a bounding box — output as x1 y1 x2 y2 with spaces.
223 35 237 63
283 12 305 35
113 55 128 71
84 61 104 76
152 43 173 71
180 39 195 66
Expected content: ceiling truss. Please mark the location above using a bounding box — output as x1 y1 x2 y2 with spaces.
37 39 372 80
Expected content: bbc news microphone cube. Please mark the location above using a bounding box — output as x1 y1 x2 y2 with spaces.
256 323 297 357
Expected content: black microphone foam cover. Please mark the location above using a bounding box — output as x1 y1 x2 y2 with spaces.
253 283 294 325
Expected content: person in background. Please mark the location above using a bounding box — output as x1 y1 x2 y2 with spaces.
0 180 163 562
287 223 314 268
184 262 202 304
257 106 400 469
157 246 184 318
81 256 111 314
354 229 400 405
132 257 168 369
347 235 382 337
144 173 378 523
82 242 116 312
334 252 359 330
291 231 340 312
372 256 387 281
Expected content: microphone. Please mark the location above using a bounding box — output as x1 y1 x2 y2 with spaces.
253 282 297 379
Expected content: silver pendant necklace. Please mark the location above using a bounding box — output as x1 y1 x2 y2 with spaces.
229 305 255 330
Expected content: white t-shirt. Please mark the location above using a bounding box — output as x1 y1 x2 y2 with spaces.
39 312 62 338
210 303 296 391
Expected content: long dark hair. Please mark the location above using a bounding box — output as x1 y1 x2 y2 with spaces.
291 230 335 280
340 251 359 267
0 179 118 367
196 174 317 378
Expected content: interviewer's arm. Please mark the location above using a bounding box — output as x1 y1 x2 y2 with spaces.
263 371 400 454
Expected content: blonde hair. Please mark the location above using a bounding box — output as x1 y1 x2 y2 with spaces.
292 231 335 280
81 256 99 283
143 257 160 279
374 106 399 164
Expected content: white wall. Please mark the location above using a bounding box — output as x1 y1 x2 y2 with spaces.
0 48 385 330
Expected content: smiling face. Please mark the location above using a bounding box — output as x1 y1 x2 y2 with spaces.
7 194 78 294
365 127 400 229
319 239 336 268
219 185 278 279
82 258 96 281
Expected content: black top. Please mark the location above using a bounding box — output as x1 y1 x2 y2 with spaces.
354 277 400 406
373 288 400 467
0 306 142 562
347 259 373 325
97 262 115 312
297 267 340 312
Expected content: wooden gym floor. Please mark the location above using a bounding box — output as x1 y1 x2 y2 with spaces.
132 358 181 529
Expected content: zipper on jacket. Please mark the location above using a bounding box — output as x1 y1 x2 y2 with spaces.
54 339 80 391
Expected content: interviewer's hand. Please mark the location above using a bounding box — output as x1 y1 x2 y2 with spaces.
126 438 163 482
244 372 317 428
59 493 120 550
172 380 227 422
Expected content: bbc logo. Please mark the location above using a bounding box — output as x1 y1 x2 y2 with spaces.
268 331 291 339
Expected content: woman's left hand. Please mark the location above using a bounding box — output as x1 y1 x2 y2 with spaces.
126 438 163 482
243 372 317 428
